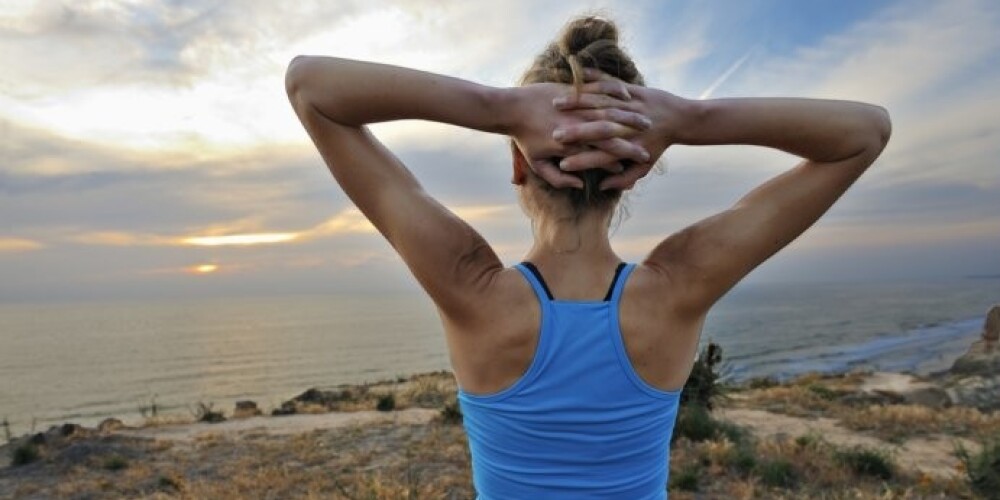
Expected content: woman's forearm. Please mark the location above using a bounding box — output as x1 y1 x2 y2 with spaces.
674 97 892 162
285 56 510 133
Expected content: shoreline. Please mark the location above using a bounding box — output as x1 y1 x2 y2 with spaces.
2 367 998 498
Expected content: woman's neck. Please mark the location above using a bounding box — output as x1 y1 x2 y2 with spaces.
525 209 619 265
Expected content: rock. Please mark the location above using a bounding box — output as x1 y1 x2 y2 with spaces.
984 304 1000 344
943 375 1000 411
233 400 262 419
98 418 125 433
60 423 84 437
948 340 1000 377
858 372 951 408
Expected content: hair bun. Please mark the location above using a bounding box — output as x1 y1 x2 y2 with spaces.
558 16 619 57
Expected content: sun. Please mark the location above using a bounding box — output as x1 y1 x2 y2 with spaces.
194 264 218 274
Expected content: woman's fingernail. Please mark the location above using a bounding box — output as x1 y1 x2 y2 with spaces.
641 151 651 161
641 117 652 128
553 129 565 141
559 158 570 169
553 97 566 107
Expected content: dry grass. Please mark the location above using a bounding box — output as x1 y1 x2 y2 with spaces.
2 370 994 499
839 404 1000 442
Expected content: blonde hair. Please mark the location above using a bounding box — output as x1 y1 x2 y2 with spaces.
517 15 645 213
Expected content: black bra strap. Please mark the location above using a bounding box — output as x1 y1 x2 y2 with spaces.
521 262 626 302
603 262 628 301
520 262 554 300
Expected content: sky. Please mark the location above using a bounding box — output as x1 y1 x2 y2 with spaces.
1 0 999 302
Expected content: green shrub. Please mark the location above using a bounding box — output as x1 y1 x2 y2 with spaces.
731 443 757 475
192 402 225 423
756 459 798 488
747 377 779 390
835 445 894 480
669 463 701 492
673 404 717 443
103 455 128 471
956 434 1000 499
11 442 40 466
806 383 837 400
795 432 823 449
440 400 462 424
672 404 747 446
681 342 725 410
376 394 396 412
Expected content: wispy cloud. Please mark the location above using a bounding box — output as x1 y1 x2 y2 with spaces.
0 237 44 252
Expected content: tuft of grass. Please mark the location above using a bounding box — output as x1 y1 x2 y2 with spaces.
102 455 128 471
806 383 838 401
956 434 1000 499
794 432 824 450
756 458 798 488
669 463 701 492
11 442 40 466
835 445 894 480
376 394 396 412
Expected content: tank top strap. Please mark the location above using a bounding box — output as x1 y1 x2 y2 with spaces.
608 262 636 304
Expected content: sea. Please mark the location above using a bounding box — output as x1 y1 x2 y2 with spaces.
1 278 998 435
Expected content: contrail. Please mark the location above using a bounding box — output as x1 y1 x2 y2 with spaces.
699 50 753 100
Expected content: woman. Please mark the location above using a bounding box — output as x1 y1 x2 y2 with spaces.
286 16 890 499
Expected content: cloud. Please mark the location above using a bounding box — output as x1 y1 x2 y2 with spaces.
0 237 44 252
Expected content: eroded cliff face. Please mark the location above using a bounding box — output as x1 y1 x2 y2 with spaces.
940 305 1000 410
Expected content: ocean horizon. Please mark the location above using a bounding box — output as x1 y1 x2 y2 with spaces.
1 277 998 435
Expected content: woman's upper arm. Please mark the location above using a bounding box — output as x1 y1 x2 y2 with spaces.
290 96 503 318
646 140 887 313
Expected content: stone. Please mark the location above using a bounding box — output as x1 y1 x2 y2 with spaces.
233 400 262 419
984 304 1000 343
859 372 950 408
97 418 125 433
948 340 1000 377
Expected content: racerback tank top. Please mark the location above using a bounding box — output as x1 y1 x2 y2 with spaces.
458 262 682 499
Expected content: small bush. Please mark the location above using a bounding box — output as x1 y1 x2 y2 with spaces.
795 432 823 450
835 445 894 480
673 404 717 443
756 459 798 488
158 473 184 491
440 400 462 424
806 383 837 400
956 434 1000 499
669 463 701 492
191 402 225 423
11 442 40 466
103 455 128 471
681 342 725 410
731 443 757 475
673 404 747 445
376 394 396 412
747 377 779 390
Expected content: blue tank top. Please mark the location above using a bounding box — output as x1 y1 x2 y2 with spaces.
458 262 682 499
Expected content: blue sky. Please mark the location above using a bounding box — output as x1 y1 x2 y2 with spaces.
1 0 998 302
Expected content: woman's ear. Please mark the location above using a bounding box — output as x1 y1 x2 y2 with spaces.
511 142 528 185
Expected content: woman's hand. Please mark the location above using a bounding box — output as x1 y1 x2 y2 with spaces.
505 81 652 189
551 69 690 190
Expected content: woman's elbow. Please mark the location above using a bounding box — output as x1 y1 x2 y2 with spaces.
872 105 892 149
284 55 312 102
